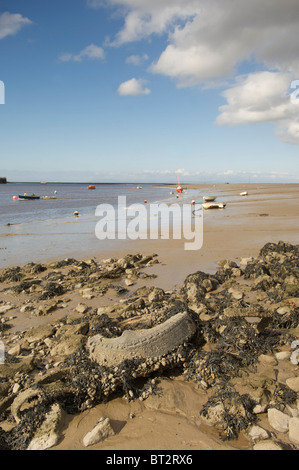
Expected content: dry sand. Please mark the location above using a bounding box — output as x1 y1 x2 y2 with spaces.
1 183 298 451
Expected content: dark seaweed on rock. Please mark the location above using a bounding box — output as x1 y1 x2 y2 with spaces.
38 282 65 300
0 266 23 283
200 385 258 441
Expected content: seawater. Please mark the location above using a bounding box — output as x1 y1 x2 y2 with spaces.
0 182 196 268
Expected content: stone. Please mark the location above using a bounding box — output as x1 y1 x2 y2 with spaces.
289 417 299 447
75 303 89 314
0 304 14 314
24 324 55 344
275 351 290 361
27 403 65 450
286 377 299 393
253 441 283 451
248 425 269 442
267 408 290 433
83 417 115 447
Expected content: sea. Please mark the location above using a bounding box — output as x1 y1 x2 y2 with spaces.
0 182 198 268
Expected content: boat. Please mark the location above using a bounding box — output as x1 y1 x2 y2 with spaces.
176 172 184 193
18 194 40 201
202 202 226 210
240 191 248 196
88 185 96 190
203 196 216 202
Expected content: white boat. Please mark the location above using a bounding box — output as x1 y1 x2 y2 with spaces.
202 202 226 210
240 191 248 196
203 196 216 202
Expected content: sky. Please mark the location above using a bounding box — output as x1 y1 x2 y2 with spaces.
0 0 299 183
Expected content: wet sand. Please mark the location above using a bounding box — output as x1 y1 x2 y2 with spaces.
0 183 298 451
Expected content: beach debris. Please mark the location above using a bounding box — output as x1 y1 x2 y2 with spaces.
0 241 298 450
88 312 196 367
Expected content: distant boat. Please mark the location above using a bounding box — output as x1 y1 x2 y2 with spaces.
202 202 226 210
19 194 40 201
203 196 216 202
176 172 183 193
40 182 47 185
88 185 96 190
240 191 248 196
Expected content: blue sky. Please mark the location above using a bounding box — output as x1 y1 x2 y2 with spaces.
0 0 299 183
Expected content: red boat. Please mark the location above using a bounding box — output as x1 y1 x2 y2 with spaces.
88 185 96 190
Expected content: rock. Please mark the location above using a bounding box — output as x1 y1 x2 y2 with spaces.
289 417 299 447
80 288 94 300
248 425 270 442
286 377 299 393
275 351 290 361
0 357 34 379
253 441 283 451
75 303 89 314
27 403 65 450
148 287 165 303
24 324 55 344
267 408 290 433
0 304 14 314
82 417 115 447
258 354 277 366
228 287 243 300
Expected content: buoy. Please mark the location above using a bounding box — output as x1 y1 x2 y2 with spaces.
12 196 17 200
88 185 96 190
74 211 79 217
144 200 147 204
54 190 57 194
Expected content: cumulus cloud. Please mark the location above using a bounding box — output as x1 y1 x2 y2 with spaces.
117 77 150 96
89 0 299 143
125 53 149 66
59 44 105 62
0 11 32 40
216 71 299 144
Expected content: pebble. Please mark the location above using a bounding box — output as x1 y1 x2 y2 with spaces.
267 408 290 433
83 417 115 447
289 417 299 447
286 377 299 393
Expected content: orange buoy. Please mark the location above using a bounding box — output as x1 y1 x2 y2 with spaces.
12 196 17 200
144 200 147 204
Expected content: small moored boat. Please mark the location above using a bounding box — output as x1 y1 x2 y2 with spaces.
88 185 96 190
18 194 40 201
203 196 216 202
202 202 226 210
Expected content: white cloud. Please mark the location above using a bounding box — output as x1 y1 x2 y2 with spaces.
0 11 32 40
59 44 105 62
117 77 150 96
216 71 299 144
88 0 299 144
126 53 149 66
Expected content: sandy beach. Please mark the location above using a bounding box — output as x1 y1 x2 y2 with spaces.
0 183 298 451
